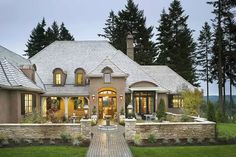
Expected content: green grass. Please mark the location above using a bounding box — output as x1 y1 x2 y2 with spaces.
131 145 236 157
217 123 236 139
0 146 87 157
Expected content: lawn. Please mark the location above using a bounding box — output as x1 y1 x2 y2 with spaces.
217 123 236 139
131 145 236 157
0 146 87 157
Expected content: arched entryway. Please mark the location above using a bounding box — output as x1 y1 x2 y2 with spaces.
98 88 117 119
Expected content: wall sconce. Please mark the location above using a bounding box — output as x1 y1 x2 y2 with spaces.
84 104 89 119
92 94 95 100
119 95 123 101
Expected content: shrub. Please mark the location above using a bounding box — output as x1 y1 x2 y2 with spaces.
181 89 204 116
92 106 97 115
119 119 125 126
120 107 125 115
175 138 181 144
180 114 192 122
12 138 21 144
21 110 47 123
72 134 85 146
187 138 193 144
133 133 142 146
147 134 156 144
91 119 97 126
216 109 223 122
157 99 166 120
49 138 56 145
60 132 72 143
207 101 216 122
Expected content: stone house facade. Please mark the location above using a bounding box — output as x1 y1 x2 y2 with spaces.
0 35 196 123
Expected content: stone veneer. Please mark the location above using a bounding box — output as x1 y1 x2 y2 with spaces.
0 119 91 139
125 119 216 141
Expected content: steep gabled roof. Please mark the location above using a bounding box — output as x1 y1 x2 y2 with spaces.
142 65 196 93
88 57 128 77
0 57 43 92
0 45 30 66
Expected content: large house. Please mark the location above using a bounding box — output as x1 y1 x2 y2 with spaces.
0 35 195 123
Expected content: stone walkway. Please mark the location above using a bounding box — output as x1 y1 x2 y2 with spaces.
86 125 133 157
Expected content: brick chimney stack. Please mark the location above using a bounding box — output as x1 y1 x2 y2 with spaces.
20 64 36 82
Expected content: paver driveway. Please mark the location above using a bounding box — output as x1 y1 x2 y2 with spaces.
86 125 133 157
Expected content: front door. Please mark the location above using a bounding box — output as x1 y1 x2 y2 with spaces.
98 89 117 119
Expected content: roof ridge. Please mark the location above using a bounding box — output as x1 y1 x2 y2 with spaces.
0 58 12 86
2 58 19 86
0 45 27 61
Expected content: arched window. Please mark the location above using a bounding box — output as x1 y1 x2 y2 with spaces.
102 67 113 84
74 68 86 86
53 68 65 86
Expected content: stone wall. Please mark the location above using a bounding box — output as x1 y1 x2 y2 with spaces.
125 119 216 141
0 119 91 139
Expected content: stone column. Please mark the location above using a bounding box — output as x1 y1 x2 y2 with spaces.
125 118 136 141
155 91 158 112
41 97 46 117
64 97 68 119
80 119 91 140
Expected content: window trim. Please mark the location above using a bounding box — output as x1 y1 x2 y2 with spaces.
74 68 86 86
104 73 111 84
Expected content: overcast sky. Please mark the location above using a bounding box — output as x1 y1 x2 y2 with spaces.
0 0 235 96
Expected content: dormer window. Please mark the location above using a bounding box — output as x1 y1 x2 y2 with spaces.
104 73 111 83
102 67 113 84
53 68 66 86
75 68 86 86
55 73 62 85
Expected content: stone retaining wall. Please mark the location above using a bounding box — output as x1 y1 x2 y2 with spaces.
125 119 216 141
0 119 91 139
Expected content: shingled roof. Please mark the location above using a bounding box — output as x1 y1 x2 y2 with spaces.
0 57 43 92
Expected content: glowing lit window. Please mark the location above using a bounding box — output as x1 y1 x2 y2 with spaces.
77 73 83 85
55 73 61 85
25 94 33 114
172 95 183 108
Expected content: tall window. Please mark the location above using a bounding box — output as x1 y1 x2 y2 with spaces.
104 73 111 83
133 91 155 115
25 94 33 114
168 95 183 108
77 73 83 85
74 68 85 86
55 73 61 85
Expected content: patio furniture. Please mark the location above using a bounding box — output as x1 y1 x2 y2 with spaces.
144 114 153 121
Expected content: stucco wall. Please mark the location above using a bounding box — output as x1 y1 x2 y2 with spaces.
125 119 216 141
89 77 126 115
0 89 41 123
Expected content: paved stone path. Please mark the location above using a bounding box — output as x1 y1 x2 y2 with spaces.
86 125 133 157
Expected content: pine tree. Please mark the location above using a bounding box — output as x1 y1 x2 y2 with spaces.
25 18 46 58
196 22 213 105
59 23 74 40
25 19 75 58
99 0 156 65
155 0 197 86
208 0 236 115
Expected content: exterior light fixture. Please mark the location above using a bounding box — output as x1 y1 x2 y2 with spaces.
84 104 89 119
127 103 133 119
92 95 95 100
119 95 123 101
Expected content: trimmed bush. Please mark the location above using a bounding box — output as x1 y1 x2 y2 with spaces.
157 99 166 120
207 101 216 122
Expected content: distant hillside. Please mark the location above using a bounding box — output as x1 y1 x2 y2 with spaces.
204 95 236 104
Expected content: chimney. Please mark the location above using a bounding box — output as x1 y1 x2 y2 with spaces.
20 64 36 82
126 32 134 60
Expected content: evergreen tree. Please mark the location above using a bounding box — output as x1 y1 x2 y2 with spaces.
99 0 156 65
196 22 213 105
25 19 75 58
207 101 216 122
25 18 46 58
207 0 236 115
59 23 75 40
155 0 197 86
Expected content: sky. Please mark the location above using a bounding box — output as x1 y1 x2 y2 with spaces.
0 0 235 96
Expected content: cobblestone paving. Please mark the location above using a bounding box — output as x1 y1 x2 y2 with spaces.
86 125 133 157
